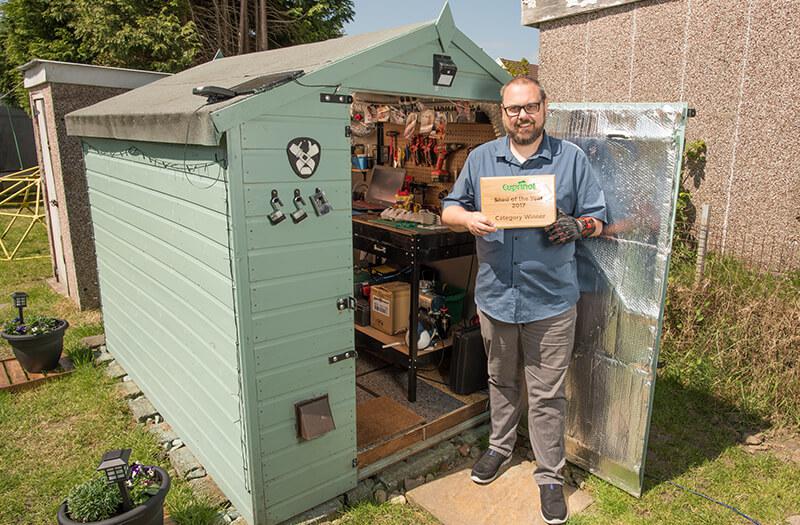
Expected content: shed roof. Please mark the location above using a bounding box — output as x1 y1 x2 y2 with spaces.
66 3 508 146
19 59 169 90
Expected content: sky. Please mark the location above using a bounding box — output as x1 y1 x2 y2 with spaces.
342 0 540 63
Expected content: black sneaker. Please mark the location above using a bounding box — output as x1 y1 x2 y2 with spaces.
539 483 568 524
470 449 511 484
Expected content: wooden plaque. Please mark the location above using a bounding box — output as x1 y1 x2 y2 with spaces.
479 175 556 228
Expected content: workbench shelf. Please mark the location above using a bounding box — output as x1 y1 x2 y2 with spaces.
354 324 452 357
352 214 475 402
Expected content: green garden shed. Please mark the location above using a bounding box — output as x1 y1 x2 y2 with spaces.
65 6 510 524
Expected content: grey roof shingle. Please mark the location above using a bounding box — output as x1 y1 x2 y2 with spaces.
66 21 431 146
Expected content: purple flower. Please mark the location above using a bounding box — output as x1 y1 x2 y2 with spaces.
15 325 26 334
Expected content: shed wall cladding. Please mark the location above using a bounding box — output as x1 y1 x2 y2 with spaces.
536 0 800 271
81 138 253 521
233 91 357 523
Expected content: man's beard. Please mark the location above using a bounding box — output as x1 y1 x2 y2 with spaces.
504 119 543 146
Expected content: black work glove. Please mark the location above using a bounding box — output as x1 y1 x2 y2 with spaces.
544 209 596 244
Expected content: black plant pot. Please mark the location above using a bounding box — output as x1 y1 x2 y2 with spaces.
1 319 69 373
57 466 171 525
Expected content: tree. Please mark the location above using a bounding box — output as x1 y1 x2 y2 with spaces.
0 0 201 109
187 0 354 62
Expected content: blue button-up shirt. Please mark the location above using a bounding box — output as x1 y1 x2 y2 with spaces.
442 132 607 323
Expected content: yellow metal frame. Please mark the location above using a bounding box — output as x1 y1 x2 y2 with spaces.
0 166 48 261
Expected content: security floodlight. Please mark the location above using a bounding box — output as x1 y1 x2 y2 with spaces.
433 54 457 87
97 449 133 511
11 292 27 323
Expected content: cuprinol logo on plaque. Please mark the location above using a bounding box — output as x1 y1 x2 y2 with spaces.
502 180 537 192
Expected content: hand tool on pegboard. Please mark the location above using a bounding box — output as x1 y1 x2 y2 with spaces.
387 131 399 168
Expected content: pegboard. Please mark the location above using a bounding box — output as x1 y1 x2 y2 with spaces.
351 121 498 210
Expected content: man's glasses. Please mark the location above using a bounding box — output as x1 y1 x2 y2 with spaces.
502 102 541 117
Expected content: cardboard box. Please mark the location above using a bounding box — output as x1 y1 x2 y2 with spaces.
479 175 556 228
370 281 410 335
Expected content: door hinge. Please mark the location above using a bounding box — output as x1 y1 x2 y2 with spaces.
352 458 358 468
345 125 351 137
336 296 356 311
329 350 357 364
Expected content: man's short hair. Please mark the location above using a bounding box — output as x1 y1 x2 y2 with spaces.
500 76 547 103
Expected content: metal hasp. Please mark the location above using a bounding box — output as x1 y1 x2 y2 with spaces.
328 350 356 364
336 296 356 311
546 102 689 497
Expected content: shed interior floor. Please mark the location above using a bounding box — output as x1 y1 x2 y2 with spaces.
355 349 487 456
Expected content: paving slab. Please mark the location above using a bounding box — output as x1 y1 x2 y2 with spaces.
105 361 127 379
116 380 142 399
188 475 229 507
128 396 158 422
147 422 178 445
80 334 106 349
169 445 203 478
406 458 593 525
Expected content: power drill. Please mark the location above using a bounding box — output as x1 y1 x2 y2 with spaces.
431 143 465 183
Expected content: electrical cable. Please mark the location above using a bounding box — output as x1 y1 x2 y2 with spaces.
181 101 224 189
643 473 762 525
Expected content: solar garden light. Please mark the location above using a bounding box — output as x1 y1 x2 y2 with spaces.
97 449 134 511
433 54 457 87
11 292 27 324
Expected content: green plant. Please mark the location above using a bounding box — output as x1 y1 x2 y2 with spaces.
166 483 223 525
65 477 121 523
672 139 707 263
663 253 800 427
127 462 161 506
67 344 95 367
2 314 60 336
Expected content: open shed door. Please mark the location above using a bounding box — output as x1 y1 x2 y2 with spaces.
547 103 688 496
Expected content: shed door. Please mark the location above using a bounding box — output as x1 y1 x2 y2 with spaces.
238 101 357 524
33 98 68 291
547 103 688 497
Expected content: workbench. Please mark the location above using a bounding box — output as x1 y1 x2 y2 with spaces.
352 214 476 402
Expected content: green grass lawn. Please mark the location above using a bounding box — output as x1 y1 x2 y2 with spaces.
0 218 221 524
1 217 798 524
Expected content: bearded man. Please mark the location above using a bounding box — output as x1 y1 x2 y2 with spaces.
441 76 607 524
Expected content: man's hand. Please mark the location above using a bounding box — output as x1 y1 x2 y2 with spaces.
465 212 497 237
441 206 497 237
544 209 597 244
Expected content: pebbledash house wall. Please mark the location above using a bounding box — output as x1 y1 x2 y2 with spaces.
27 82 127 310
528 0 800 271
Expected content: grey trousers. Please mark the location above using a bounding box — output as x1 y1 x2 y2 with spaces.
478 306 577 486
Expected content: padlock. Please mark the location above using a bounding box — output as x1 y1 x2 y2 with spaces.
268 190 286 225
291 188 308 223
310 187 333 216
